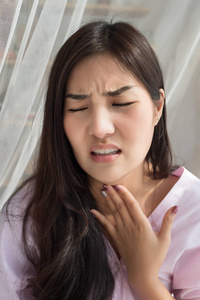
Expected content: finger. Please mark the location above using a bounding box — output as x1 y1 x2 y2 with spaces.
114 185 146 223
101 185 117 212
103 185 133 226
158 206 178 243
91 209 116 236
101 186 125 227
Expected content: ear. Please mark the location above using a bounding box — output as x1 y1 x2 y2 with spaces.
154 89 165 126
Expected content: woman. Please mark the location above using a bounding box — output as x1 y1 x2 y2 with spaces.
0 20 200 300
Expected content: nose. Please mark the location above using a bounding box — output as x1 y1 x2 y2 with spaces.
88 107 115 138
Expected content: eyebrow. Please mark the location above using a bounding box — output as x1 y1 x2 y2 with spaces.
65 93 89 100
65 85 134 100
103 85 134 96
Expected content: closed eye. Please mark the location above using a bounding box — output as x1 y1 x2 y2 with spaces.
68 102 135 112
68 107 88 112
112 102 135 107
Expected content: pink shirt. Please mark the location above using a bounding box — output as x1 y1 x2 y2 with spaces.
1 167 200 299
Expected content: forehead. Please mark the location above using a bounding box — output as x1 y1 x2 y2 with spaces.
66 53 137 91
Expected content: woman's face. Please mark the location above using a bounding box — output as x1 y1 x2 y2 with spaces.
63 54 163 185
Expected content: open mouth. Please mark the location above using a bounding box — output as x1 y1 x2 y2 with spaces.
91 149 121 156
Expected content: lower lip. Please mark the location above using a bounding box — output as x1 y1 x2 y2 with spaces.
90 152 121 163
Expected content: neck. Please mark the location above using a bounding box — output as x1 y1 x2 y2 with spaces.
89 162 156 216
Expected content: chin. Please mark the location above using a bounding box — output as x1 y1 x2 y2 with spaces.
91 174 125 186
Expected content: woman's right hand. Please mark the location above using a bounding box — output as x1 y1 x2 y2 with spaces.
91 184 177 296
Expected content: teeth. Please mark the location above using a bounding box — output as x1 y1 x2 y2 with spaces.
93 149 119 155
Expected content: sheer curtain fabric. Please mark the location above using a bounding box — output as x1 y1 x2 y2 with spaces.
0 0 200 208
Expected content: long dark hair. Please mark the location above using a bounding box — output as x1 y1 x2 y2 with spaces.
7 20 173 299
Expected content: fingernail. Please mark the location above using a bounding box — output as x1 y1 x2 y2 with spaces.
113 185 120 191
101 190 107 197
171 206 178 214
90 209 96 217
103 184 110 191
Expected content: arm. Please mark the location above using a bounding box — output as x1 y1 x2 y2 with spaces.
133 278 174 300
91 184 177 299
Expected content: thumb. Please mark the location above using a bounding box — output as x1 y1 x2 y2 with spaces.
158 206 178 243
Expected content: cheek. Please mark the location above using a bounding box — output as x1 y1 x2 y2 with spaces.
119 109 154 140
63 117 86 158
63 119 77 149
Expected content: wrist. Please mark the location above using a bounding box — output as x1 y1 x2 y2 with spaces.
130 277 173 300
128 270 158 292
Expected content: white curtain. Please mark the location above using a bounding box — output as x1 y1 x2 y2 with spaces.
0 0 200 209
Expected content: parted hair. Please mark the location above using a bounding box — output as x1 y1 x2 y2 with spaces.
7 20 173 299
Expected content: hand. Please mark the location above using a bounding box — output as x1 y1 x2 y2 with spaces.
91 184 178 292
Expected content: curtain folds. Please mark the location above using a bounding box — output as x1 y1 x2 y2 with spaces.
0 0 200 208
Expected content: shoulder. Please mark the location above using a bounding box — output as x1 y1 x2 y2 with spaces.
170 167 200 221
3 181 35 217
0 181 35 252
158 168 200 295
170 168 200 296
0 182 36 298
0 181 36 252
169 167 200 248
172 167 200 206
149 167 200 231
